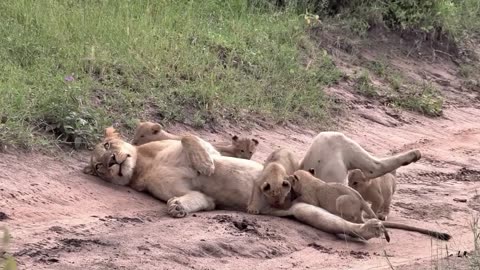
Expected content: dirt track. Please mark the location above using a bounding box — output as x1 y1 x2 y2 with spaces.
1 103 479 269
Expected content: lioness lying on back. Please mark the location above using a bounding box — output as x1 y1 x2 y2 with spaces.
132 121 259 159
348 169 397 220
247 148 299 214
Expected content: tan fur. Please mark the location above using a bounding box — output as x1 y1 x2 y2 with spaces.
84 128 450 241
348 169 397 220
300 132 421 185
247 148 299 214
131 121 182 146
289 170 377 223
132 121 258 159
213 135 259 159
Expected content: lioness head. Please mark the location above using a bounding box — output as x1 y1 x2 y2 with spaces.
231 135 259 159
131 121 164 146
259 163 291 207
347 169 370 189
83 127 137 186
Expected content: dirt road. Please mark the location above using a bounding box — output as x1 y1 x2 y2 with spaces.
1 104 479 269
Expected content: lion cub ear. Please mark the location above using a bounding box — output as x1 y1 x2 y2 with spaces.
308 168 315 175
251 138 259 145
151 123 162 135
104 126 120 140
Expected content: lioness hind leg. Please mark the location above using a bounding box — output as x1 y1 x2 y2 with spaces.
347 140 421 179
181 136 215 176
167 191 215 218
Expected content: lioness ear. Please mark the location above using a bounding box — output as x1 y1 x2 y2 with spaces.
151 123 162 135
252 138 259 145
308 168 315 175
83 165 95 175
104 126 120 140
232 135 239 141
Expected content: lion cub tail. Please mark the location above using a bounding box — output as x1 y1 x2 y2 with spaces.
383 221 451 241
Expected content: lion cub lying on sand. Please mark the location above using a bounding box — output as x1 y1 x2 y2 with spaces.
247 148 299 214
131 121 259 159
289 169 378 223
348 169 397 221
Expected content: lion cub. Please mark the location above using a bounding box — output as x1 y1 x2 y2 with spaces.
131 121 181 145
247 148 299 214
131 121 259 159
348 169 397 221
289 169 377 223
213 135 259 160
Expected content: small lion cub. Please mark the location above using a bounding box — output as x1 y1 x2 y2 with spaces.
247 148 299 214
131 121 259 160
213 135 259 160
348 169 397 221
288 169 377 223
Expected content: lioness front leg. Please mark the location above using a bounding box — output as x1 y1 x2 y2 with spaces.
181 135 215 176
167 191 216 218
272 202 388 241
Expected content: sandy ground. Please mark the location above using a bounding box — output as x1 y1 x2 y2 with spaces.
2 29 480 270
1 103 479 270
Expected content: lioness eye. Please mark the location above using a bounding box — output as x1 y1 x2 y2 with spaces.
104 142 110 150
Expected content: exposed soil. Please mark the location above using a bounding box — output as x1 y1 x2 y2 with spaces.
2 31 480 269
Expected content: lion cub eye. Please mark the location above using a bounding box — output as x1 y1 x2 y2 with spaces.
282 181 290 188
240 150 245 153
262 183 271 192
104 142 111 150
140 135 145 138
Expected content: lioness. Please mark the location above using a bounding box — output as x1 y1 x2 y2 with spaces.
131 121 259 159
84 128 450 241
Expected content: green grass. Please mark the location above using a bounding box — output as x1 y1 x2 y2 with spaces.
0 0 342 149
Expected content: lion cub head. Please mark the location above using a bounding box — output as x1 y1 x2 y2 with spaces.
259 163 291 207
83 127 137 186
288 168 316 194
231 135 259 159
347 169 370 189
131 121 166 146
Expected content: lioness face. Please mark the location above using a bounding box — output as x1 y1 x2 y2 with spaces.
231 135 259 159
84 135 137 186
131 122 163 146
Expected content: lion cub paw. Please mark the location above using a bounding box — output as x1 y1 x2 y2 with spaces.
167 197 188 218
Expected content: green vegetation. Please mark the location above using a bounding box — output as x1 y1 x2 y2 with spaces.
294 0 480 39
0 0 342 149
1 227 17 270
355 71 379 98
0 0 477 149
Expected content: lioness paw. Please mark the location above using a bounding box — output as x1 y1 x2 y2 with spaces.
167 197 188 218
196 157 215 176
247 205 260 215
359 219 389 241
